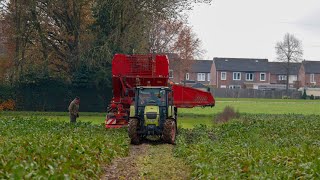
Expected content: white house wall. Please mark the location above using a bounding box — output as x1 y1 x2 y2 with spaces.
289 75 297 84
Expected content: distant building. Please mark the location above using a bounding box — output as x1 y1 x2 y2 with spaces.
167 55 320 89
211 57 269 89
183 60 212 86
168 57 212 86
268 62 300 88
299 60 320 87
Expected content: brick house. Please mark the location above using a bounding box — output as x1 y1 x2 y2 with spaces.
268 62 301 88
211 58 270 89
167 53 184 83
169 58 212 86
184 60 212 86
168 55 320 89
299 60 320 87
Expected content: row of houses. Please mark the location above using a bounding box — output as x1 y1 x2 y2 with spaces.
169 57 320 90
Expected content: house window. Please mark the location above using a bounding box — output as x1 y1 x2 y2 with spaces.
260 73 266 81
207 73 210 81
186 73 189 80
233 72 241 80
169 70 173 78
220 85 226 88
278 75 287 81
310 74 315 83
221 72 226 80
229 85 241 89
246 73 253 81
197 73 206 81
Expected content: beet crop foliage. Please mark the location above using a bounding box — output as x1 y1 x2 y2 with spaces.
0 117 129 179
175 114 320 179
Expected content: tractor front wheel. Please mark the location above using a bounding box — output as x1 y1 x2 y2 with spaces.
162 119 176 144
128 118 140 145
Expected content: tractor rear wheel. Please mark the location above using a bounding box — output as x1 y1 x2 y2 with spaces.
128 118 140 145
162 119 176 144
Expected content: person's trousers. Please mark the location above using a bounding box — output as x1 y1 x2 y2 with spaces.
70 114 77 123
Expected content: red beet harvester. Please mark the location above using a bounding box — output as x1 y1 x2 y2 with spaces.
106 54 215 144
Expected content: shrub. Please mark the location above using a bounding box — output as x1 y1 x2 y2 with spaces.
0 99 15 111
310 94 315 100
282 95 291 99
214 106 240 123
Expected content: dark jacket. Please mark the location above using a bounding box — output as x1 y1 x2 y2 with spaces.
68 99 79 116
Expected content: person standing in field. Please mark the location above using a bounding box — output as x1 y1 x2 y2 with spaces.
68 97 80 123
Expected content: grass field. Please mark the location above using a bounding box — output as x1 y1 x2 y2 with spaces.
1 98 319 128
216 98 319 102
180 98 320 116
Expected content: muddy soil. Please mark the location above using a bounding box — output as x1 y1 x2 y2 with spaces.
103 144 148 180
102 140 190 180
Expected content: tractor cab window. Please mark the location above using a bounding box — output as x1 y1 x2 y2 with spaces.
138 88 166 106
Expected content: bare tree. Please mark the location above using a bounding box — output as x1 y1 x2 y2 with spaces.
147 17 185 54
171 25 203 85
275 33 303 94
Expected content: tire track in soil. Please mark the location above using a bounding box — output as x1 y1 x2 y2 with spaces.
102 140 191 180
102 144 148 180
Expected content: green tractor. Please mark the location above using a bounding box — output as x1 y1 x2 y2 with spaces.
128 86 177 144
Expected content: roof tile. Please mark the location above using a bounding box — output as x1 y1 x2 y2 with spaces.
214 57 269 72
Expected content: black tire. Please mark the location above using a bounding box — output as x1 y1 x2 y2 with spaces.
128 118 140 145
162 119 176 144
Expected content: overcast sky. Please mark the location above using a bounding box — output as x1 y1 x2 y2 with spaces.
187 0 320 61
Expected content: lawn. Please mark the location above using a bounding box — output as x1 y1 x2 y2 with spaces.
1 98 319 128
179 98 320 116
216 98 318 102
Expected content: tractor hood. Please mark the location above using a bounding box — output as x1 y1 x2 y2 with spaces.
144 106 159 126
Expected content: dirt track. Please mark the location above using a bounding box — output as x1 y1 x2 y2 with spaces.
102 140 190 180
103 144 148 180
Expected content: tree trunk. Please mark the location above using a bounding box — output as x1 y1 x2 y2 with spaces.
286 71 289 96
31 6 49 77
286 61 290 96
74 0 80 64
14 0 21 82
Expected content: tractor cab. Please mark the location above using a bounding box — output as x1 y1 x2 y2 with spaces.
128 86 177 144
137 88 166 106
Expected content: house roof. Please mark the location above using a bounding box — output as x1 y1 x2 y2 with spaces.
268 62 301 75
192 83 208 88
303 61 320 74
213 57 269 72
190 60 213 73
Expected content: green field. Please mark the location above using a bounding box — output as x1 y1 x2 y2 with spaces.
1 98 319 128
180 98 320 116
1 98 320 178
175 114 320 179
0 117 128 179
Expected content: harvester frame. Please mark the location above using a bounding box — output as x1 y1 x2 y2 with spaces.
105 54 215 143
